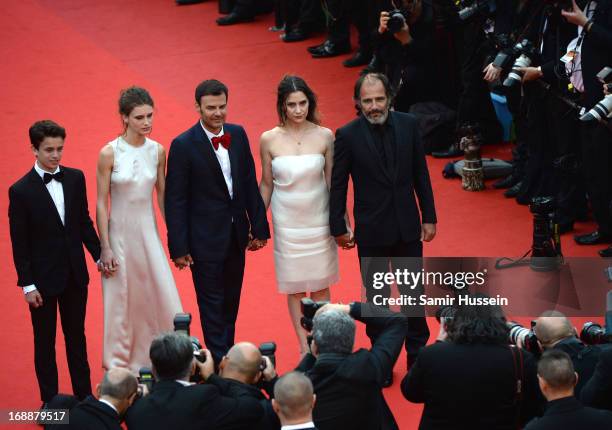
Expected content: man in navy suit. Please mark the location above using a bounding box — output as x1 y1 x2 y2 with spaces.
9 120 101 405
165 79 270 363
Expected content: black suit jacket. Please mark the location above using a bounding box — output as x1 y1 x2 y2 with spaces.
296 303 407 430
60 396 121 430
8 166 100 295
207 375 280 430
125 380 263 430
581 347 612 411
401 342 542 430
524 396 612 430
329 112 436 247
581 0 612 109
165 122 270 261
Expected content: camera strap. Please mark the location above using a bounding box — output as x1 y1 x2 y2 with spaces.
509 345 525 430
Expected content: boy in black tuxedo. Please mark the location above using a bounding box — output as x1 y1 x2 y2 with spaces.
8 120 101 406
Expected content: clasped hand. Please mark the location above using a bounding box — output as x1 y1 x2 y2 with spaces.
99 247 119 278
247 233 267 251
378 11 412 45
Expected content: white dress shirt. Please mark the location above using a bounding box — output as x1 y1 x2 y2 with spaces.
201 121 233 198
23 162 66 295
281 422 316 430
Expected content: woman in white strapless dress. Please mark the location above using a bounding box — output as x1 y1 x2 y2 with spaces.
96 87 182 372
259 76 351 354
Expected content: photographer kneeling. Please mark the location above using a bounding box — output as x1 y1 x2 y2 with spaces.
206 342 280 430
296 302 407 430
125 332 263 430
402 294 542 429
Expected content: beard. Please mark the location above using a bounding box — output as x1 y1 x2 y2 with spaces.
364 108 389 125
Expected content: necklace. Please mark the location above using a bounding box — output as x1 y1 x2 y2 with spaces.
284 124 311 145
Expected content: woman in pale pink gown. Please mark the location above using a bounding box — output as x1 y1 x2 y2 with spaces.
96 87 182 372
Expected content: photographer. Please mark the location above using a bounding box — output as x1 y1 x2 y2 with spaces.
560 0 612 251
402 295 541 429
581 347 612 411
371 0 441 112
524 350 612 430
125 332 263 430
533 311 603 396
296 302 407 430
513 1 586 231
271 372 316 429
206 342 280 430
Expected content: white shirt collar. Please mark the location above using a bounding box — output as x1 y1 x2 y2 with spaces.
200 120 224 141
98 398 118 414
175 379 193 387
281 422 315 430
34 162 60 179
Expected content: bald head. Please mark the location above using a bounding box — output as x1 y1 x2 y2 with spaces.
98 368 138 401
222 342 262 383
273 372 315 423
535 311 575 347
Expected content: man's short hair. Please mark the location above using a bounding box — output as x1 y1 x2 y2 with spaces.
29 120 66 150
353 72 394 102
274 372 314 418
538 349 577 390
99 368 138 400
195 79 228 105
149 332 194 381
534 311 575 346
312 310 355 354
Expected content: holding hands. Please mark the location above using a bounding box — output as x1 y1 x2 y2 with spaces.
172 254 193 270
99 247 119 278
247 233 267 251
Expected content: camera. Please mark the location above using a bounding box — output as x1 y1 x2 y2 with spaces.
300 298 329 332
173 313 206 363
580 67 612 123
137 367 155 397
458 0 496 21
503 40 537 88
259 341 277 369
387 9 407 34
508 321 541 354
580 322 612 345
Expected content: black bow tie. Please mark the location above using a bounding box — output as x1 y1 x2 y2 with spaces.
43 171 64 184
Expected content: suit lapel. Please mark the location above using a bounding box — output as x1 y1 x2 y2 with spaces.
27 168 64 228
359 116 392 183
192 122 231 200
61 167 73 227
226 125 239 200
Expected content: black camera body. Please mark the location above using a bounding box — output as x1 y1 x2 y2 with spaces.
259 341 277 369
387 9 407 34
580 67 612 123
508 321 541 355
502 39 537 88
300 298 329 332
173 313 206 363
137 367 155 397
580 322 612 345
458 0 496 21
529 196 563 271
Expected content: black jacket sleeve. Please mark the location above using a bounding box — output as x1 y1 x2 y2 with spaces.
77 170 101 262
164 138 191 259
240 126 270 240
581 348 612 410
410 118 437 224
8 185 33 287
329 126 351 237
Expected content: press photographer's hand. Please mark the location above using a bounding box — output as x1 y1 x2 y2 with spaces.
483 63 502 83
196 349 214 381
561 0 588 27
516 66 543 82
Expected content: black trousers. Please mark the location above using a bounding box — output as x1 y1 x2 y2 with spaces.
326 0 378 52
29 276 91 402
191 229 246 364
581 122 612 235
357 239 430 366
521 85 586 225
284 0 323 31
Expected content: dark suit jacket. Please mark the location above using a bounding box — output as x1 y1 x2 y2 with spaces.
581 0 612 109
401 342 542 430
329 112 436 247
125 380 263 430
296 303 407 430
207 375 280 430
553 338 602 397
62 396 121 430
581 347 612 411
165 122 269 261
8 166 100 295
524 396 612 430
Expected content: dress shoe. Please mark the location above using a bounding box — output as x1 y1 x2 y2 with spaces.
310 40 351 58
431 144 462 158
216 12 254 26
282 28 309 43
574 231 612 245
382 374 393 388
493 174 520 189
176 0 204 4
599 246 612 258
343 50 372 68
307 42 325 54
504 181 523 198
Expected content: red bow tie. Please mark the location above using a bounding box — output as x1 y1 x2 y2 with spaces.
211 133 231 151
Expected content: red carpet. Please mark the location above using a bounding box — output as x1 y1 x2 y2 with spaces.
0 1 604 429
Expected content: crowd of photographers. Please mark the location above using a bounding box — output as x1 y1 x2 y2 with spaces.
177 0 612 258
44 296 612 430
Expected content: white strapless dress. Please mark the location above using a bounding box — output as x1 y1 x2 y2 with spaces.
271 154 339 294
